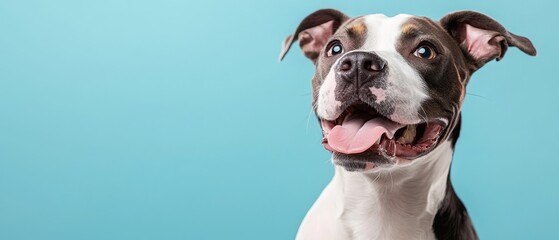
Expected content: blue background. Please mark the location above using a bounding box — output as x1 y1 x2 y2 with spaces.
0 0 556 239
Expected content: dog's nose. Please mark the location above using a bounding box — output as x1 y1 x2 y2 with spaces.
336 52 386 86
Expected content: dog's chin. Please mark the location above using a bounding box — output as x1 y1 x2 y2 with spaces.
332 151 394 172
332 148 429 172
330 139 446 172
320 103 447 172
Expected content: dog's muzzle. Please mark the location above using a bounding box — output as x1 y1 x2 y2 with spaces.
337 52 387 87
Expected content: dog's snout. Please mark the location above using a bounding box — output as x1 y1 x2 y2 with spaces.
336 52 386 86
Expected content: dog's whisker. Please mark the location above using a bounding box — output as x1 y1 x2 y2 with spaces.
306 107 315 134
418 105 429 123
466 92 490 101
389 171 395 192
371 171 382 184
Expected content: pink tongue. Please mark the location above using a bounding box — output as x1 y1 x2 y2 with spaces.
327 114 403 154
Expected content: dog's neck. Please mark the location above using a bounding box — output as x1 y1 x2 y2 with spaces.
330 140 454 240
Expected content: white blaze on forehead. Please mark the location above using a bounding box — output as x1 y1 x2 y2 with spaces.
361 14 413 50
362 14 430 124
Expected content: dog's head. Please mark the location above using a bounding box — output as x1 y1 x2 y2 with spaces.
280 9 536 171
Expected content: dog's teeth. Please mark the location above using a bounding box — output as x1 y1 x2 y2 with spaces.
375 138 381 145
397 125 417 144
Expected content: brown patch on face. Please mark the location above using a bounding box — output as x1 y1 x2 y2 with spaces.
395 17 471 141
401 24 419 35
311 18 368 107
348 22 366 36
342 18 368 49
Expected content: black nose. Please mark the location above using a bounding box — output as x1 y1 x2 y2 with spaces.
336 52 387 86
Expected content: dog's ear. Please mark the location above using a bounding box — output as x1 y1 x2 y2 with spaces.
279 9 349 64
440 11 537 71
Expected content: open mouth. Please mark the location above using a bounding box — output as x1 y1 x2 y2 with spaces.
320 102 446 160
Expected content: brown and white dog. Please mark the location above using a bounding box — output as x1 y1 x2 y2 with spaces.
280 9 536 240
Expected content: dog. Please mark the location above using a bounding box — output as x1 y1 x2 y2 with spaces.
279 9 536 240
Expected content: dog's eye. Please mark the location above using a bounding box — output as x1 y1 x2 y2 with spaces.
413 45 436 59
327 41 344 57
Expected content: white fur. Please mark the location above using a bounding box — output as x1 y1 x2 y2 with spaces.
316 64 342 121
296 141 454 240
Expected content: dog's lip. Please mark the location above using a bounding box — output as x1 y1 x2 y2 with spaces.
320 104 447 161
322 120 446 160
391 121 446 159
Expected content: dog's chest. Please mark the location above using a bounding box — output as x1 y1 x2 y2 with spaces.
297 175 438 240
